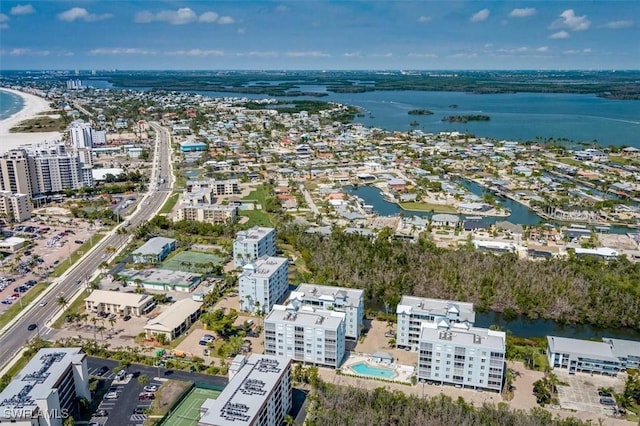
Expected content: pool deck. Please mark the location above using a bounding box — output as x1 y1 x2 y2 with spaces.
341 354 414 384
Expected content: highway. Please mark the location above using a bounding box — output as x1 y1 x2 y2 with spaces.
0 122 173 368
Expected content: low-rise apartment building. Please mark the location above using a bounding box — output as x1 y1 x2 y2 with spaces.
239 256 289 314
0 348 91 426
176 203 238 224
396 296 475 351
187 179 240 196
84 290 155 317
546 336 640 376
264 304 346 368
198 354 292 426
417 322 506 391
144 299 203 342
289 284 364 340
132 237 177 264
233 227 276 268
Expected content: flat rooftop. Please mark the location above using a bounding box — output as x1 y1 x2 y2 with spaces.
547 336 619 362
199 354 291 425
235 227 274 242
0 348 85 416
120 268 201 287
266 304 345 329
602 337 640 359
241 256 287 278
397 296 476 323
85 289 153 307
132 237 176 256
291 283 363 308
420 322 506 351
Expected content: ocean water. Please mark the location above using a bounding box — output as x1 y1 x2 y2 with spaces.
0 90 24 120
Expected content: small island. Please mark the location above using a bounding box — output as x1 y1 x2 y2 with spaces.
442 115 490 123
408 109 434 115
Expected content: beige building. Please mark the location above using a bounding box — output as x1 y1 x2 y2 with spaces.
144 299 202 342
0 191 31 222
0 237 27 253
84 290 155 317
176 203 238 224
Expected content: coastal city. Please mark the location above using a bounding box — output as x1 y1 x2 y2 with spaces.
0 70 638 426
0 1 639 425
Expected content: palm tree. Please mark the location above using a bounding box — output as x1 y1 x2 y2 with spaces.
108 317 116 333
57 295 68 310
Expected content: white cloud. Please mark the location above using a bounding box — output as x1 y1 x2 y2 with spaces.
0 13 9 29
90 48 156 55
135 8 233 25
583 48 592 53
602 20 633 29
509 8 536 18
58 8 112 22
562 48 591 55
496 47 529 54
10 4 35 15
367 52 393 58
9 48 50 56
237 28 245 34
418 16 431 23
237 51 279 57
165 49 224 57
550 9 591 31
536 46 549 52
286 51 330 58
549 30 570 39
217 16 235 24
450 52 478 59
408 53 438 58
275 5 290 13
198 12 218 23
484 43 493 48
470 9 490 23
343 51 362 58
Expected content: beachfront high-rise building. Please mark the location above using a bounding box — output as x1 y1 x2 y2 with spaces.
264 304 346 368
417 322 506 391
0 191 31 223
396 296 476 351
69 120 93 149
289 284 364 340
239 256 289 314
198 354 292 426
233 227 277 268
0 145 89 200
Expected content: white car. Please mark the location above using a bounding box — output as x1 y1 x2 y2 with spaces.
143 385 158 392
38 301 47 307
104 392 118 400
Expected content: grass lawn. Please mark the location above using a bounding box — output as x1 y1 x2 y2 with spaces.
10 115 67 133
608 155 639 167
242 186 269 205
51 289 90 329
159 192 180 215
0 283 49 330
50 234 105 278
557 157 585 168
399 202 457 213
239 210 273 227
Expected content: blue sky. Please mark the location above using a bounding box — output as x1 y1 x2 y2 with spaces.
0 1 638 70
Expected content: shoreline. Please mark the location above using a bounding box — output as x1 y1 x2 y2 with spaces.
0 88 62 154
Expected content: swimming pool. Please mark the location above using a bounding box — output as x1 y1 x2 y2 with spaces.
349 362 396 379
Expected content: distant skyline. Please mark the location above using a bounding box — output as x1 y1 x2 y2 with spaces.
0 1 639 70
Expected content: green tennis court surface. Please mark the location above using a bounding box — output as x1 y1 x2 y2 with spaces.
160 387 221 426
160 251 223 272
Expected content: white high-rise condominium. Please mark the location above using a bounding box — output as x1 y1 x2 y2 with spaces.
233 226 276 268
417 322 506 391
239 256 289 314
264 304 346 368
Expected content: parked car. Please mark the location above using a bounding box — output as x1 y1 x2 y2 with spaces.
96 366 109 376
600 398 616 406
123 315 131 321
115 370 126 380
95 409 108 417
143 385 158 392
104 392 119 400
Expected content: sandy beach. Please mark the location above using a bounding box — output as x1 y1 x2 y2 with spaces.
0 88 62 154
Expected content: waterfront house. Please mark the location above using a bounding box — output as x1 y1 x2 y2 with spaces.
431 214 460 227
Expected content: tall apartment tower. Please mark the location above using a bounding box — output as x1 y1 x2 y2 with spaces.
239 256 289 314
69 120 93 149
0 149 38 197
233 226 277 268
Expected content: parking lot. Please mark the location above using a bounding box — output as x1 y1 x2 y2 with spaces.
555 370 626 416
86 357 227 426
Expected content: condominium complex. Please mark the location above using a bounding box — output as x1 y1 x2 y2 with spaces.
0 191 31 222
0 146 88 200
239 256 289 314
0 347 91 426
547 336 640 376
264 304 346 368
198 354 292 426
396 296 475 351
186 179 240 196
417 322 506 391
289 283 364 340
176 203 238 224
233 227 276 268
69 120 107 149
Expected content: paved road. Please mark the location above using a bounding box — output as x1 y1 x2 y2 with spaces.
0 122 173 368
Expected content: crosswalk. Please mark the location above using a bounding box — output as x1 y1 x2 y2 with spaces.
130 414 148 422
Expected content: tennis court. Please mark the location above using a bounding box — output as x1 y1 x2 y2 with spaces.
160 251 223 272
161 387 221 426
